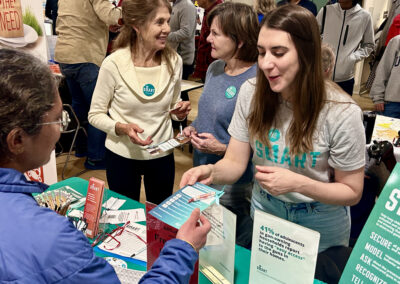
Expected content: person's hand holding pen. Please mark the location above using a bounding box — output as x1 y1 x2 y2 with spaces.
170 101 191 120
176 208 211 253
115 122 153 146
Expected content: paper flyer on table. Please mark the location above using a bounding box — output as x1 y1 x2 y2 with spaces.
249 210 320 284
149 183 224 229
199 204 236 284
99 222 147 262
339 163 400 284
100 209 146 224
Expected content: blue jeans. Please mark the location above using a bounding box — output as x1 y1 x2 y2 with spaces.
383 101 400 119
59 63 106 160
251 189 350 252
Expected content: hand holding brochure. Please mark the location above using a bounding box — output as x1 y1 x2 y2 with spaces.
149 183 224 229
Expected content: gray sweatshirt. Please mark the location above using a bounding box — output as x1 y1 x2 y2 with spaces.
167 0 197 65
370 35 400 104
317 3 374 82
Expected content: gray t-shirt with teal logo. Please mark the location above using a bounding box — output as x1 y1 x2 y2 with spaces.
228 79 366 203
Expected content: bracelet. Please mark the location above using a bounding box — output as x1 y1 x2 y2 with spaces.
182 239 197 253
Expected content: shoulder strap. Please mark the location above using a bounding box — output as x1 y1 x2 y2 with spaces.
321 6 327 35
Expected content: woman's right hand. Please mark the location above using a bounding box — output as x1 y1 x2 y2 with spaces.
115 122 153 146
179 164 214 188
183 125 197 137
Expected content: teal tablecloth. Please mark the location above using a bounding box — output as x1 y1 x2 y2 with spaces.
49 177 324 284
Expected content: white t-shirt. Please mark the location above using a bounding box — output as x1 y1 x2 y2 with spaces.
228 79 366 203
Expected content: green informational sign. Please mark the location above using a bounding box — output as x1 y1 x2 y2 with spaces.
340 163 400 284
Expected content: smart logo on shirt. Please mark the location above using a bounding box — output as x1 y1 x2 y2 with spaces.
143 84 155 96
225 86 237 99
255 128 321 168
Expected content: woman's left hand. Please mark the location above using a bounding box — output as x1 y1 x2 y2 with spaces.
170 101 191 120
254 165 308 196
190 133 227 155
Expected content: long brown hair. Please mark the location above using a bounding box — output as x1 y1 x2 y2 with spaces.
112 0 176 74
248 5 325 155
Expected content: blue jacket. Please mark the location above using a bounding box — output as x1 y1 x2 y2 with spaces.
0 168 120 283
0 168 198 283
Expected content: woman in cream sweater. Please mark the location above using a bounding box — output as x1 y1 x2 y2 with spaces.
89 0 190 204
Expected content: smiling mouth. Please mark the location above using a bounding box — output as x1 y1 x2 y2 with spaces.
268 75 280 81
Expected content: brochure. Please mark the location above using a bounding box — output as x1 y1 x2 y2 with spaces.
83 177 105 238
149 182 224 229
249 210 320 284
340 163 400 284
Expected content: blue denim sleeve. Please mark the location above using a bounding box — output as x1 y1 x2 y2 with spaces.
139 239 198 284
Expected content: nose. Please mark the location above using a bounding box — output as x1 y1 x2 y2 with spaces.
163 22 170 34
206 33 212 44
258 53 274 71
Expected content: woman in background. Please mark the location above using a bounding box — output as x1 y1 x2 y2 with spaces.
183 2 259 247
181 5 365 253
89 0 190 204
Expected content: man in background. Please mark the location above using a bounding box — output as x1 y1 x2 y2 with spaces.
317 0 374 95
55 0 121 170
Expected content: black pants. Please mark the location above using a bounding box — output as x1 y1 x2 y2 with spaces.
336 78 355 96
105 149 175 204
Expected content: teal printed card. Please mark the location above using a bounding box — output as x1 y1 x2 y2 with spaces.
340 163 400 284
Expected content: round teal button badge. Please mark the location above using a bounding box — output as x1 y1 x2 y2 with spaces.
143 84 155 96
225 86 237 99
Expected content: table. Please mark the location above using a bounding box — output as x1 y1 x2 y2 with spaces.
49 177 251 283
49 177 325 284
181 79 204 93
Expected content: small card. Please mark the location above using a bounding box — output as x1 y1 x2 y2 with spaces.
100 209 146 224
146 136 190 156
103 197 126 210
249 210 320 284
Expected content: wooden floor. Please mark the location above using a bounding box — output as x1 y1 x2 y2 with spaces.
56 86 374 204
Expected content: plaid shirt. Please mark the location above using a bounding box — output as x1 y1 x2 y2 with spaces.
193 0 223 80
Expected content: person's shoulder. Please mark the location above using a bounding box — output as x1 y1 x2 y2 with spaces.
324 81 361 113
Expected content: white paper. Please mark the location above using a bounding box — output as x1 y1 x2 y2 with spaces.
99 222 147 262
100 209 146 224
68 209 83 219
249 210 320 284
103 197 126 210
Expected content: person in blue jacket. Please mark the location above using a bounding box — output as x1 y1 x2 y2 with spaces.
0 48 210 283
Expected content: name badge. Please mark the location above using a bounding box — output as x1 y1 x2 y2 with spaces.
143 84 155 96
225 86 237 99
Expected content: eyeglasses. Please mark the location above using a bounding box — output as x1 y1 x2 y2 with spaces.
91 221 147 251
37 110 71 132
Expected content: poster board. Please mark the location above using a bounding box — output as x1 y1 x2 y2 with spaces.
339 163 400 284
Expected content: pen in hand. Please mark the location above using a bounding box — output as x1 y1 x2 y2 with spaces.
188 192 216 203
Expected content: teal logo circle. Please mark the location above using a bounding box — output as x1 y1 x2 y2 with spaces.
225 86 237 99
268 129 280 142
143 84 155 96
